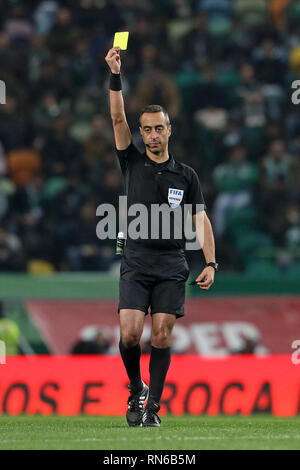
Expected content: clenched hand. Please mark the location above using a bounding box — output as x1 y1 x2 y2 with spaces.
105 47 121 74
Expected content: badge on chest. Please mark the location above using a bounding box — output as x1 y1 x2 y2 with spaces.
168 188 184 208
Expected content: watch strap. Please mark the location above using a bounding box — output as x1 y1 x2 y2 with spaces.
206 262 218 272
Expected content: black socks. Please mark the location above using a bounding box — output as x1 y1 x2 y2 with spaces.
148 346 171 407
119 341 171 404
119 341 143 392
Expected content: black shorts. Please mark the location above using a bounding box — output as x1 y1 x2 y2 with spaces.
118 247 190 318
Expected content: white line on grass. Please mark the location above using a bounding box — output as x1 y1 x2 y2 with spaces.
1 435 300 444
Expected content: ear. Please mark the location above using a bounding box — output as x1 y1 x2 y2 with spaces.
168 125 172 137
139 126 142 135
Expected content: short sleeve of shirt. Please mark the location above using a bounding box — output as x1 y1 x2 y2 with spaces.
187 168 207 215
115 141 141 175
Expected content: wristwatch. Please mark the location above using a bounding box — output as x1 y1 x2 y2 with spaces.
206 262 219 272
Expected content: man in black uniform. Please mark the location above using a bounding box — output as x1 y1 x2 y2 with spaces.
105 47 218 427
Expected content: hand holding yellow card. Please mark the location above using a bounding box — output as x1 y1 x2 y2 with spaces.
113 32 129 50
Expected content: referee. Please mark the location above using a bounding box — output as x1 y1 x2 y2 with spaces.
105 47 218 427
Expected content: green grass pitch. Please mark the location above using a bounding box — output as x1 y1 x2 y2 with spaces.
0 415 300 450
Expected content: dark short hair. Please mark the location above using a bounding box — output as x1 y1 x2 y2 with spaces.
139 105 170 126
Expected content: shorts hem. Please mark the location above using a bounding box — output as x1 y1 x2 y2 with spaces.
151 310 184 319
118 306 148 315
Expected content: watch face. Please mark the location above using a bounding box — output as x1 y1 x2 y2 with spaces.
208 262 218 271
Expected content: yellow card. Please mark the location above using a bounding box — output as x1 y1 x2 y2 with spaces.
113 31 129 50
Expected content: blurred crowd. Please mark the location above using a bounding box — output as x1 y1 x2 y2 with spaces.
0 0 300 273
70 324 153 355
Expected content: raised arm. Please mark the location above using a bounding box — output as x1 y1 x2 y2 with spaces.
105 46 132 150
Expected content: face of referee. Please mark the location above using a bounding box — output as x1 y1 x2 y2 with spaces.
139 112 171 157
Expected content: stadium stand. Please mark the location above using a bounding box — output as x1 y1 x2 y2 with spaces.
0 0 299 274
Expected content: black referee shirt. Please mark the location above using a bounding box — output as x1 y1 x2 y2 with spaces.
116 141 206 251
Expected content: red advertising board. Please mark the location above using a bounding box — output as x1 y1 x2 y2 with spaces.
0 355 300 416
27 296 300 354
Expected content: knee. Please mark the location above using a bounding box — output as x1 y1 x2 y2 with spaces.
120 330 141 348
151 327 171 349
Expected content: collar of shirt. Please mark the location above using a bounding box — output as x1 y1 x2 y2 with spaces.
143 152 181 174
